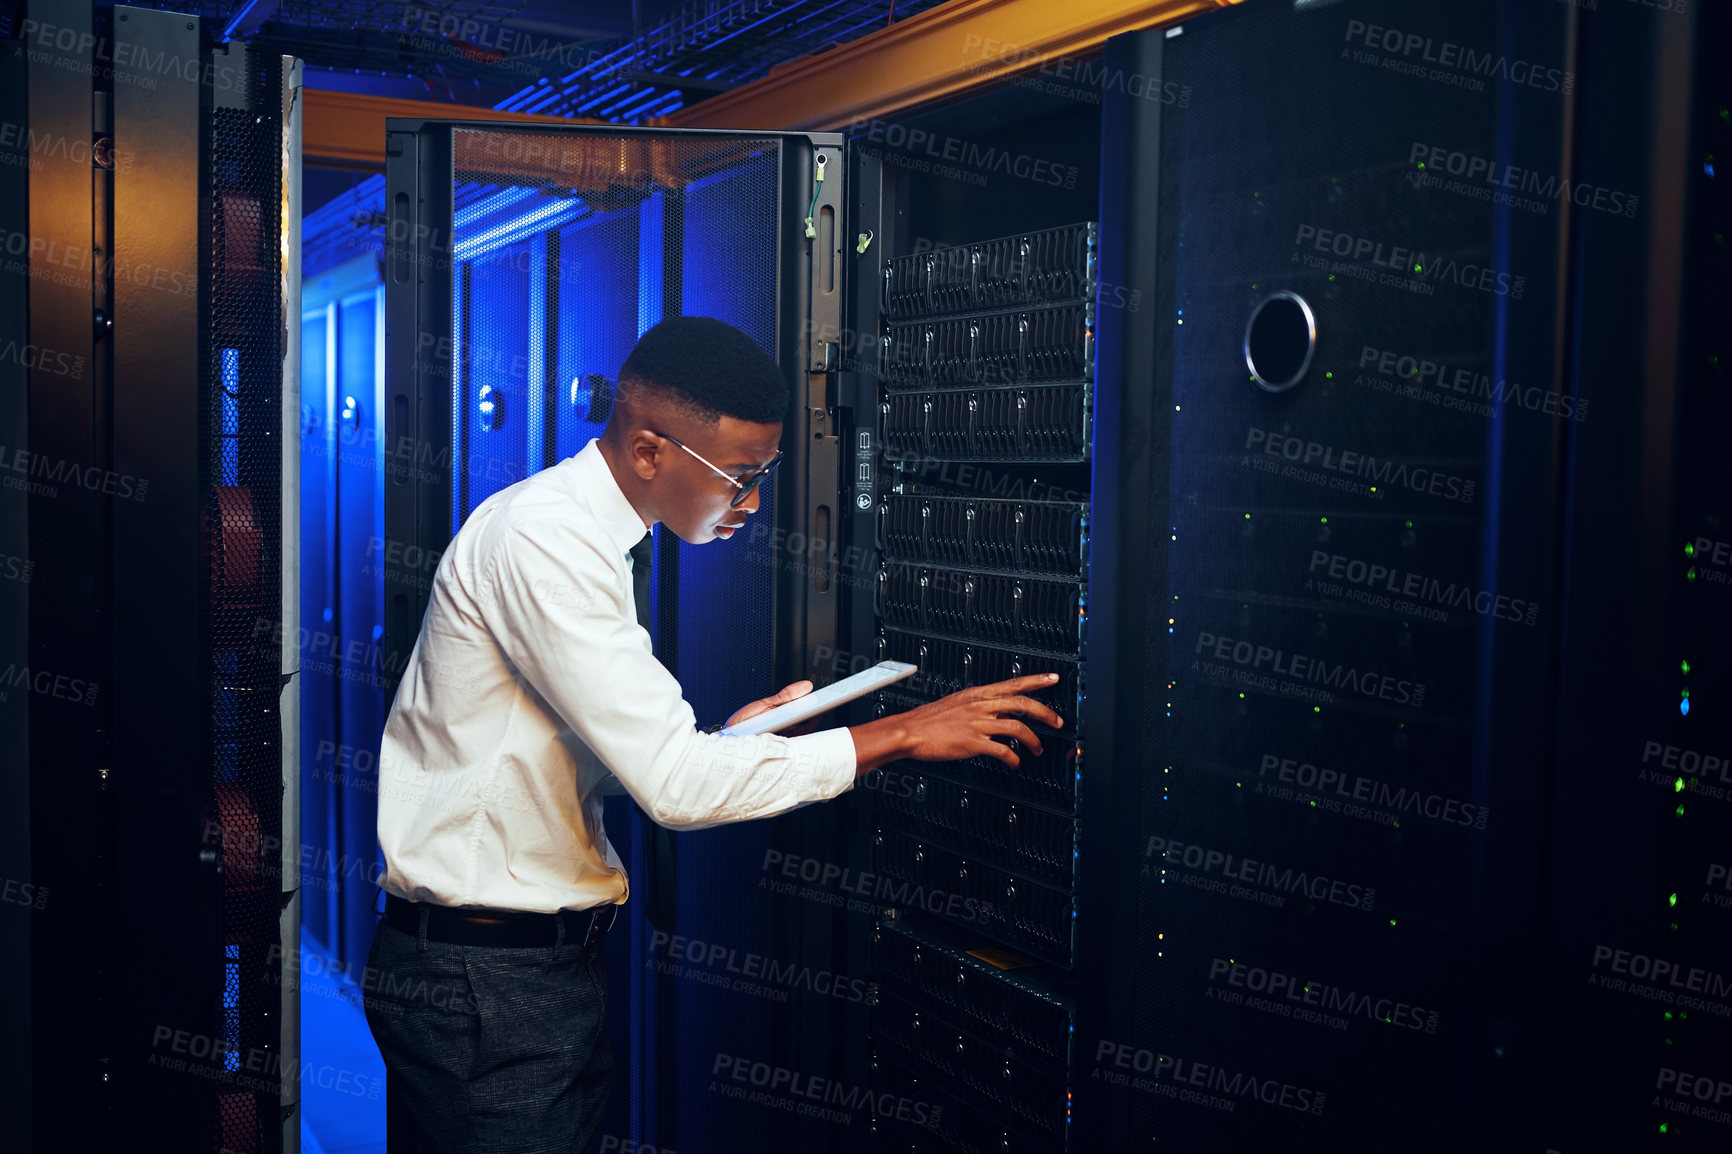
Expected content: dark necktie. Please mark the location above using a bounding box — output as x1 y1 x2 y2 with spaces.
628 528 675 929
628 531 653 627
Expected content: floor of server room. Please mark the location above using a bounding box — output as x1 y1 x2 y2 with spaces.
298 926 386 1154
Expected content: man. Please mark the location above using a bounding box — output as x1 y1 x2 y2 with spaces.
364 315 1063 1152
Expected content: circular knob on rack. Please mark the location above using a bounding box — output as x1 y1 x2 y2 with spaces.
1243 290 1317 393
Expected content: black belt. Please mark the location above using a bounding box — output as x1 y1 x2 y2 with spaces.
384 894 618 950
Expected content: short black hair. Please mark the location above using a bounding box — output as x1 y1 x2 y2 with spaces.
618 316 789 425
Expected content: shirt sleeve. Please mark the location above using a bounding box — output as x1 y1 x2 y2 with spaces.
476 516 857 828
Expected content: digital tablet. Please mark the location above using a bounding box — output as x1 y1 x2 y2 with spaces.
718 660 919 736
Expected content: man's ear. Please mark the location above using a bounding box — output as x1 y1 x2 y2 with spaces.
626 427 664 481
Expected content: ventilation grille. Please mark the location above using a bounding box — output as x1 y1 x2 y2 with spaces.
871 918 1073 1065
884 303 1093 389
872 828 1075 968
871 988 1071 1140
881 384 1090 464
879 494 1087 579
876 563 1083 657
204 45 285 1154
883 223 1097 322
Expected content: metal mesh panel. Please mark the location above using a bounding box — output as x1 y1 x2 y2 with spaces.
884 305 1094 389
878 495 1087 579
870 919 1073 1064
883 224 1097 321
205 46 284 1154
876 563 1083 656
870 988 1069 1141
867 1056 1059 1154
871 828 1074 969
881 384 1090 463
874 772 1075 888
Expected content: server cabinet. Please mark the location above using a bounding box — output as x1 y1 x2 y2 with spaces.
6 6 302 1152
1081 1 1729 1152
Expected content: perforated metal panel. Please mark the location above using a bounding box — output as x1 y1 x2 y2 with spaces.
207 44 286 1154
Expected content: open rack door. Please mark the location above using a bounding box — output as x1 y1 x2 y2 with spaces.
381 121 847 1150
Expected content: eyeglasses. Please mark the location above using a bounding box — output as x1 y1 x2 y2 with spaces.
656 431 784 508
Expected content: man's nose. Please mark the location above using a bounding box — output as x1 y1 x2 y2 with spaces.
738 483 763 515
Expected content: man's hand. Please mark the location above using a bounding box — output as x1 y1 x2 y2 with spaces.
724 679 816 731
847 673 1064 776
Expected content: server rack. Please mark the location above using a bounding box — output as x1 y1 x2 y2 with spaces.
3 5 302 1151
1078 2 1732 1152
860 223 1097 1154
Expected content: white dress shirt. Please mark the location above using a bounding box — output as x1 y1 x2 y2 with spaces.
376 438 857 913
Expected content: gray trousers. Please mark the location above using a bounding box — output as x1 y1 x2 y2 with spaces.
361 914 612 1153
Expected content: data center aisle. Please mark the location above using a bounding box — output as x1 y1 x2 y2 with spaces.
297 925 387 1154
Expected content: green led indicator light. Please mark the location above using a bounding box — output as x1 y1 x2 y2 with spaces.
1676 804 1686 817
1685 541 1696 557
1244 513 1251 520
1388 919 1397 927
1325 371 1333 379
1669 893 1678 908
1675 777 1686 793
1660 1123 1669 1134
1416 162 1426 170
1313 706 1322 713
1687 567 1698 583
1309 800 1317 807
1681 660 1692 674
1412 263 1423 273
